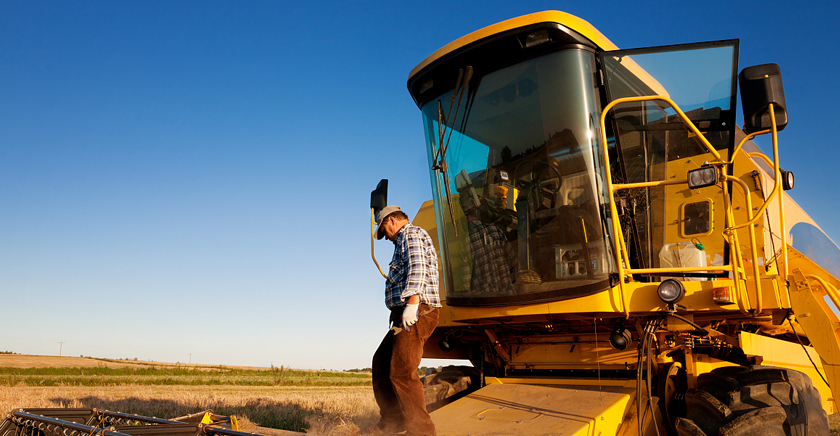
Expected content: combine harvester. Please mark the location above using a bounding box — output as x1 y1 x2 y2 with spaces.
3 10 838 436
370 10 840 435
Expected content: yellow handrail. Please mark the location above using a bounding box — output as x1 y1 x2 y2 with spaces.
747 152 773 168
626 266 733 274
807 274 840 316
771 106 789 277
729 129 770 164
745 153 789 278
728 105 783 243
612 178 687 189
598 96 787 315
726 175 768 313
599 96 725 317
721 177 752 314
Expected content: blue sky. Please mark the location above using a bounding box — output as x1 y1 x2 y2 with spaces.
2 1 839 370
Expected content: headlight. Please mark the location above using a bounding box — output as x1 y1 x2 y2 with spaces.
609 325 632 351
687 166 718 189
781 169 794 191
523 29 551 48
658 279 686 304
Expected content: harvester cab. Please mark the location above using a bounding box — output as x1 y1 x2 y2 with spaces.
371 10 840 436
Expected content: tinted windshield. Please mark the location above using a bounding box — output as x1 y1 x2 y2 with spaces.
421 49 616 306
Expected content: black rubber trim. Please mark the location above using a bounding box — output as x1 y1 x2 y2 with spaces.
507 368 639 379
445 278 611 307
408 22 599 108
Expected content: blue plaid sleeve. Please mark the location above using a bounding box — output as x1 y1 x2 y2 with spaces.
384 225 440 309
401 228 430 300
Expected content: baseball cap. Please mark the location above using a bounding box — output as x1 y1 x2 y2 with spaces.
376 205 402 240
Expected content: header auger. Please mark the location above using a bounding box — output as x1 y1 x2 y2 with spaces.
0 408 288 436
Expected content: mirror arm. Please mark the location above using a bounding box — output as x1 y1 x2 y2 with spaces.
371 208 387 278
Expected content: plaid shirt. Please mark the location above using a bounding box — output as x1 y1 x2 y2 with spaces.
467 219 516 295
385 224 441 309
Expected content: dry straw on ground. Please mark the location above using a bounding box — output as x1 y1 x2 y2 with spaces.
4 383 840 435
0 385 379 435
5 355 837 435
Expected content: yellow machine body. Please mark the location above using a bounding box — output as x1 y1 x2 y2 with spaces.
396 10 840 434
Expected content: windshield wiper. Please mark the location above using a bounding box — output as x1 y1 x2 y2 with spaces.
433 65 473 236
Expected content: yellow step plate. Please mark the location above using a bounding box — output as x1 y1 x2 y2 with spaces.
431 382 636 435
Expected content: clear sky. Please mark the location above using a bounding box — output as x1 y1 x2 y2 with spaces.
2 1 839 370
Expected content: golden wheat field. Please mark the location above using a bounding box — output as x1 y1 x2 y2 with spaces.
0 354 378 435
3 355 840 435
0 385 379 436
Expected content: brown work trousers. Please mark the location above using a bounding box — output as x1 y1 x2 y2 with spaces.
372 304 439 436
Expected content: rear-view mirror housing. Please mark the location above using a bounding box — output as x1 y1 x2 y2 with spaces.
370 179 388 218
739 63 788 134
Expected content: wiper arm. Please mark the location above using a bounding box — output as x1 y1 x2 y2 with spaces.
436 100 446 171
433 66 472 169
433 66 473 237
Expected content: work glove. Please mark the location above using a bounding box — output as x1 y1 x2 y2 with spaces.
402 303 419 331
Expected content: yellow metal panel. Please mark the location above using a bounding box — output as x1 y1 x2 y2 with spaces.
738 330 835 413
447 280 743 322
788 268 840 413
430 382 635 435
683 349 737 390
487 376 636 388
788 246 840 298
439 279 793 321
413 200 468 328
411 200 438 244
661 154 728 272
742 277 790 311
736 132 838 281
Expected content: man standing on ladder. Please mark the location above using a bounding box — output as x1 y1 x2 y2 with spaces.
372 205 441 436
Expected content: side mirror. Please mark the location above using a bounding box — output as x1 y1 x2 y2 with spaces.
370 179 388 219
739 63 787 134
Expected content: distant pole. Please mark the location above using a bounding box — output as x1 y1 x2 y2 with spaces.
58 342 65 356
188 353 192 365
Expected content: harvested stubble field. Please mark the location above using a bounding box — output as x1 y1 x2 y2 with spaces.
0 355 377 435
4 355 839 434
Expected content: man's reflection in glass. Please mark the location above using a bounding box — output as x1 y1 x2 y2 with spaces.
461 185 517 296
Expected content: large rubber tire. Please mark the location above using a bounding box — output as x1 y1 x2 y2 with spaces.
659 362 688 434
674 365 829 436
421 365 481 412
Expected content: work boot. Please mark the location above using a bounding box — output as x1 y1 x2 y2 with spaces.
375 419 405 435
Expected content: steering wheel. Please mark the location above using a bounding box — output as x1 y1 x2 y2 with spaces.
534 162 563 210
513 160 563 211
